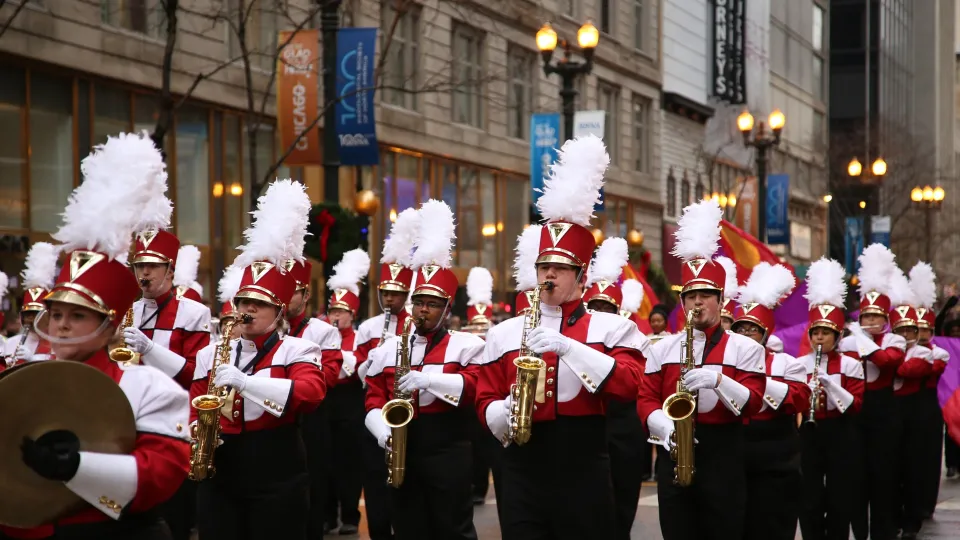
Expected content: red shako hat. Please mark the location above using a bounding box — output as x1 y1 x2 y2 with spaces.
582 237 628 310
733 262 796 340
466 267 494 325
909 262 937 330
887 270 918 331
715 256 740 321
803 257 848 335
672 200 726 297
512 225 543 316
327 248 370 315
856 244 897 317
410 200 459 301
378 208 419 293
20 242 58 312
173 245 203 303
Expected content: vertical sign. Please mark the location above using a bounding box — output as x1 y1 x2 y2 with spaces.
712 0 746 104
336 28 379 166
733 176 758 237
870 215 891 247
276 30 320 166
844 216 865 275
766 174 790 245
573 110 607 211
530 113 561 204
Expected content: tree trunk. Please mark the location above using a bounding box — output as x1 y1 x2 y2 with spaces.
151 0 179 155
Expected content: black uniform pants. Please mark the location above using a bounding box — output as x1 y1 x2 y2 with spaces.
158 479 196 540
799 416 861 540
608 400 646 540
500 416 616 540
361 430 394 540
897 392 928 535
301 403 329 540
50 514 172 540
743 417 801 540
946 427 960 469
916 388 944 519
468 413 503 505
323 381 365 527
196 425 311 540
852 387 900 540
656 422 746 540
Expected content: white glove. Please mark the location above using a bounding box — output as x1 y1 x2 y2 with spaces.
818 374 840 391
646 409 675 452
4 356 15 368
14 347 32 362
365 409 392 450
526 326 572 356
848 322 867 338
485 393 515 446
398 371 432 393
214 364 247 393
122 327 155 355
682 368 722 392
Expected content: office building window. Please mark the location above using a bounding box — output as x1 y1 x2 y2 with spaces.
632 95 650 172
600 0 612 34
176 106 210 246
666 169 677 217
560 0 575 18
101 0 166 38
382 0 420 110
451 24 484 127
29 73 75 234
681 174 691 207
695 175 704 201
93 84 131 149
598 83 619 163
813 5 824 52
813 56 823 101
634 1 644 50
0 67 25 230
507 45 535 139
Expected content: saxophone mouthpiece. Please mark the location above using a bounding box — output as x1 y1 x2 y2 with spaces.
139 278 151 287
541 281 555 291
236 313 253 324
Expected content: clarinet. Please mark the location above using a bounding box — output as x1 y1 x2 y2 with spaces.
378 307 392 346
806 344 823 425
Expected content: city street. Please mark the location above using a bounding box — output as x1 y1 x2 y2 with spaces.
337 475 960 539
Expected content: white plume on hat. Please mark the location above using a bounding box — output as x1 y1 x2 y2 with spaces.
620 279 645 314
715 256 739 299
857 243 896 297
218 265 244 304
411 200 456 270
381 208 420 267
736 262 796 309
587 237 628 286
671 200 723 262
173 245 201 289
327 248 371 296
21 242 59 290
887 269 915 307
54 132 162 262
804 257 847 307
535 134 609 226
130 135 172 234
513 225 542 292
467 267 494 306
0 272 8 305
235 180 311 269
909 262 937 310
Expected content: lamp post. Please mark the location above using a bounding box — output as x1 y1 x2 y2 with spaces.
321 0 342 204
536 21 599 141
708 189 738 220
737 109 785 243
910 184 945 262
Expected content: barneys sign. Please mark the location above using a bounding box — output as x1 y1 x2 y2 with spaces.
712 0 746 105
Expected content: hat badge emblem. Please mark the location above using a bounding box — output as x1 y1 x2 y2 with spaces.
686 259 706 277
334 289 348 301
547 222 573 246
388 263 403 280
420 265 440 282
866 291 882 304
249 261 273 283
69 250 105 280
817 305 836 318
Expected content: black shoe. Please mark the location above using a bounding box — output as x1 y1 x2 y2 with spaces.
324 522 338 534
947 467 958 479
339 524 358 535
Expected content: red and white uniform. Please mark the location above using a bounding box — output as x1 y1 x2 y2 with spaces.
354 310 410 371
336 325 358 384
190 333 326 433
839 332 906 391
751 351 811 422
288 311 343 389
894 345 934 397
1 332 54 370
132 289 212 388
926 344 949 389
799 349 865 420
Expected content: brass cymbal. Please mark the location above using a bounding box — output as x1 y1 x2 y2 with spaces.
0 361 136 528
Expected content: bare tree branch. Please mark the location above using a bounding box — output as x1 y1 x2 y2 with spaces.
151 0 180 153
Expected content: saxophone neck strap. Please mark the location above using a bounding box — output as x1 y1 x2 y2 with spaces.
138 294 174 330
234 331 280 374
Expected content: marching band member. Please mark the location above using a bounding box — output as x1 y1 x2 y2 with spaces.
477 136 647 539
353 206 418 540
323 248 371 536
2 242 57 369
464 267 494 336
647 304 672 343
582 238 646 540
212 265 244 343
172 245 205 304
887 270 933 540
716 256 739 331
364 200 484 539
732 262 807 540
191 181 327 540
637 200 765 540
909 262 949 520
21 132 191 539
838 244 905 540
797 258 865 540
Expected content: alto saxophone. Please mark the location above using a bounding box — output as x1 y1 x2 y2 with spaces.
806 344 824 425
510 281 554 445
382 316 418 488
109 279 149 365
189 312 252 481
662 307 701 487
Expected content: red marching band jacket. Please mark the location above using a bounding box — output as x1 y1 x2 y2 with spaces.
799 349 865 420
927 345 950 389
838 332 906 391
189 333 327 434
287 311 344 390
353 310 410 371
476 300 647 442
365 328 485 418
894 345 934 397
132 289 212 389
750 350 812 422
637 324 766 432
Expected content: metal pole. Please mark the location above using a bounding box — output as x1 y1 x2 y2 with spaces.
321 0 341 204
926 206 933 262
560 72 576 142
756 142 767 243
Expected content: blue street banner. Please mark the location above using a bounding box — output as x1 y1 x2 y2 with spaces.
765 174 790 245
844 216 865 275
870 215 891 247
530 113 561 204
336 28 379 166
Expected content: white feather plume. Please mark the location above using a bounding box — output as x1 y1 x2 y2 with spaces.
327 248 371 296
218 265 244 304
381 208 420 267
173 245 201 288
587 237 628 286
715 256 739 298
620 279 645 313
131 136 172 234
21 242 59 290
513 225 542 292
736 262 796 309
804 257 847 307
857 243 897 297
190 282 204 296
535 135 609 226
887 269 915 307
54 132 163 261
235 180 311 269
0 272 8 304
467 267 494 305
671 200 723 262
909 262 937 310
411 200 455 269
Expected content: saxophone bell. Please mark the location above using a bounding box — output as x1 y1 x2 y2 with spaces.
109 308 140 365
509 280 552 445
384 317 416 488
662 306 700 487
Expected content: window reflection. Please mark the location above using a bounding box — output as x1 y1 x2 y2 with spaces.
175 106 210 245
441 164 459 263
29 73 74 233
459 167 479 267
396 153 418 212
93 84 129 147
480 170 496 267
223 115 243 258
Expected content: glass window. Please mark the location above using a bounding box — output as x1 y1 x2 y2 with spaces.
381 0 420 110
223 115 243 260
381 150 396 227
458 167 480 267
681 176 691 207
396 153 419 213
666 169 676 217
632 95 649 172
480 170 497 267
634 1 644 50
93 84 130 148
813 56 823 101
101 0 165 38
600 0 611 35
254 2 278 71
0 67 25 230
507 45 534 140
175 106 210 246
451 24 484 127
440 164 459 261
599 83 619 163
695 175 704 201
502 176 529 291
29 73 74 234
813 5 824 52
